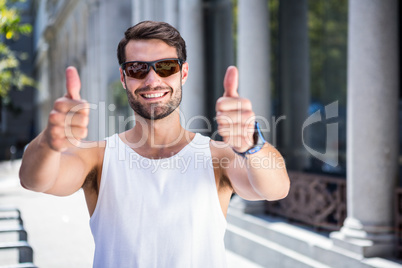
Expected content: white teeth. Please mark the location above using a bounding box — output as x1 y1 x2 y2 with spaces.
143 93 165 99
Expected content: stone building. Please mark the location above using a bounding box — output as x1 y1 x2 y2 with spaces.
31 0 401 267
33 0 132 140
0 0 36 160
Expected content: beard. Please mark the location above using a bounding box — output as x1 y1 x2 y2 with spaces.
126 85 182 120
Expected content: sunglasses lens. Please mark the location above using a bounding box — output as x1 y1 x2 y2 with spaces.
123 59 182 79
155 60 181 77
125 62 149 79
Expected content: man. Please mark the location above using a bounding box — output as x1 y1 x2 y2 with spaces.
20 21 289 267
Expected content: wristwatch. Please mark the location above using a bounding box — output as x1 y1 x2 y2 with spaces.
233 121 266 158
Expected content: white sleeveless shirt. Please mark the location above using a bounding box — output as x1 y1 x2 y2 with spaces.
90 133 227 268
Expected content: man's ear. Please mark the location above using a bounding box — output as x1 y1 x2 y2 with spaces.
119 67 126 89
181 62 189 86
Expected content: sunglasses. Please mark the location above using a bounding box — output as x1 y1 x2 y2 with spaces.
121 58 184 79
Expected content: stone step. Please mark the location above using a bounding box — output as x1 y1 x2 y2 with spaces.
0 263 37 268
225 223 332 268
225 208 401 268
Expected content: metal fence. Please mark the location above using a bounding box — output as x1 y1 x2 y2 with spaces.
265 171 347 231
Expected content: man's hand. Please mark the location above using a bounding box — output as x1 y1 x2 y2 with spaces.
216 66 255 153
44 66 89 152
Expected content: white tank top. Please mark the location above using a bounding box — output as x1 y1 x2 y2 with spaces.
90 133 227 268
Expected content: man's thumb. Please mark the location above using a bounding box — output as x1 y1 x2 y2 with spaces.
66 66 81 100
223 66 239 98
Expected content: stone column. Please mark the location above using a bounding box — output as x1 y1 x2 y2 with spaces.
131 0 143 23
236 0 270 214
238 0 270 125
179 0 206 131
84 0 132 141
132 0 163 22
86 1 103 141
164 0 180 26
330 0 399 258
279 0 310 170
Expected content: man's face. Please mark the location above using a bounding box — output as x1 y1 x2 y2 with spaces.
120 39 189 120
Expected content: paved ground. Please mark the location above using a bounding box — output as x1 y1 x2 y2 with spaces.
0 160 262 268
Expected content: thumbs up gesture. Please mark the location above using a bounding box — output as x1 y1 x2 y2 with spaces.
44 66 89 152
216 66 255 153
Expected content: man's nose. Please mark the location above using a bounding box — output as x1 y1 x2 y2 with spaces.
144 68 162 86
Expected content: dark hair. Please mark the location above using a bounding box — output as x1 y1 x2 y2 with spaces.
117 21 187 65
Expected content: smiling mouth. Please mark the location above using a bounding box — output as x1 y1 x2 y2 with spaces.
140 92 169 99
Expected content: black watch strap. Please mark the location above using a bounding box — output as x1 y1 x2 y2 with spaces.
233 121 266 158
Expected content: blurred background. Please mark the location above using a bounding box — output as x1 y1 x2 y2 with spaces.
0 0 400 267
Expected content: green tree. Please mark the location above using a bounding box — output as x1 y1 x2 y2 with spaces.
0 0 35 99
308 0 348 105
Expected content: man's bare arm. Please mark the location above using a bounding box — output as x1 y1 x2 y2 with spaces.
215 66 290 201
19 67 95 196
228 143 289 201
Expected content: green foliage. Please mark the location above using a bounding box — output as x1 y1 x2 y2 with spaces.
231 0 238 63
0 0 35 98
109 80 128 109
308 0 348 105
267 0 348 106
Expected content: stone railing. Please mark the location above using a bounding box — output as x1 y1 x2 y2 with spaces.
265 171 347 231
